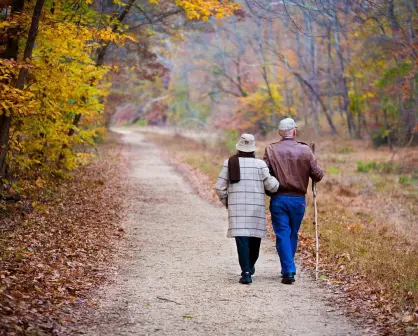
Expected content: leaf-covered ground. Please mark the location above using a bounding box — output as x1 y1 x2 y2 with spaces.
0 134 128 335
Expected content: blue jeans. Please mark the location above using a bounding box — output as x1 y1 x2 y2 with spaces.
270 195 306 275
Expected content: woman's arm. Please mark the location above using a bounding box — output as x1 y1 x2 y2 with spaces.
260 160 280 193
215 161 229 207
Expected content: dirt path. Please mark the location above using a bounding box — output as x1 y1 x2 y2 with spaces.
74 130 363 336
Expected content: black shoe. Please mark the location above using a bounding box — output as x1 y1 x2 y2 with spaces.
281 272 296 278
281 273 295 285
239 272 252 284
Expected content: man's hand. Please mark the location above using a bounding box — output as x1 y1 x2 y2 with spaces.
221 197 228 209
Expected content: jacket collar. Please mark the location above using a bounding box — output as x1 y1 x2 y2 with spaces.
281 137 295 141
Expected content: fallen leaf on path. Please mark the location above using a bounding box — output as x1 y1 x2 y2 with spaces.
401 315 413 323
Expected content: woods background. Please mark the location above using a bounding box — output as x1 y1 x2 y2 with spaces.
1 0 417 190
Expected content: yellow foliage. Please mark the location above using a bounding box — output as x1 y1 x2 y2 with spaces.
162 0 239 21
3 5 115 179
236 84 285 134
0 60 37 117
1 0 239 185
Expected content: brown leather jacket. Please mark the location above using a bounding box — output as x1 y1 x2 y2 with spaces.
263 138 324 196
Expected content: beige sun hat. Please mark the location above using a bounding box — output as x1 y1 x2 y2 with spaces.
236 133 256 152
278 117 297 131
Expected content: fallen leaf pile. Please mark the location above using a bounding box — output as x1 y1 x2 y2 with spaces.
0 134 129 335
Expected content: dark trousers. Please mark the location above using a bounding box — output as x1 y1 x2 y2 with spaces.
235 236 261 275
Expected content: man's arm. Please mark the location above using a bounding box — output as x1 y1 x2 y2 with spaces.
260 161 280 193
263 146 275 176
263 146 271 167
309 151 324 182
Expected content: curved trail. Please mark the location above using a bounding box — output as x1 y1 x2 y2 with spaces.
75 130 361 336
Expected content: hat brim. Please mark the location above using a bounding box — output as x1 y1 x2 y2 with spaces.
236 143 256 152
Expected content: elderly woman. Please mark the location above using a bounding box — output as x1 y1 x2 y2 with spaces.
215 134 279 284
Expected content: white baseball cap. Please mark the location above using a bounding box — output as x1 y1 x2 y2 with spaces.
236 134 256 152
278 118 297 131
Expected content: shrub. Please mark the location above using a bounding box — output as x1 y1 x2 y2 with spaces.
357 161 378 173
222 129 239 152
134 119 149 127
326 166 341 175
357 161 401 174
336 146 353 154
399 175 418 185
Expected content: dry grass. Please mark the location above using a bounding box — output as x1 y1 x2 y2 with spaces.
142 128 418 332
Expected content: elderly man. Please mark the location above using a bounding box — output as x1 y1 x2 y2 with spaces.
264 118 324 284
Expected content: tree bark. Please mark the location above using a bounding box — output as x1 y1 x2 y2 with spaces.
0 115 11 179
387 0 400 31
330 0 354 137
15 0 46 89
96 0 136 67
353 77 362 139
304 11 319 136
327 25 334 116
383 109 393 151
0 0 25 179
0 0 24 59
1 0 45 178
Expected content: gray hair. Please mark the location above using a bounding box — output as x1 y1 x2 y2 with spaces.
279 128 295 136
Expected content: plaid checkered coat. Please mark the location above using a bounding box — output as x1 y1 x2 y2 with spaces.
215 158 279 238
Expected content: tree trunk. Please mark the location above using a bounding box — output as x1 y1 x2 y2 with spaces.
330 0 354 137
353 77 362 139
383 109 393 151
284 77 292 116
1 0 45 178
295 30 308 73
95 0 136 67
356 112 362 139
0 115 11 178
57 112 82 163
327 25 333 116
0 0 25 179
255 17 276 109
387 0 400 31
305 11 319 136
15 0 46 90
0 0 24 59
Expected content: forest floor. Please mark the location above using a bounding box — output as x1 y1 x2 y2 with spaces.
0 134 128 335
69 129 365 335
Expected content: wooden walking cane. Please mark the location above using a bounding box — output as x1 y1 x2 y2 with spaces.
310 142 319 280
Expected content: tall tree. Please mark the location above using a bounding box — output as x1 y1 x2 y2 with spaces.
0 0 45 179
